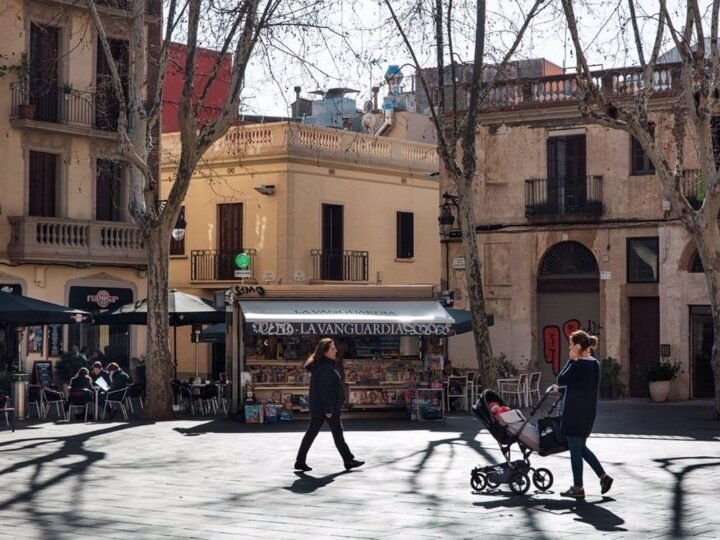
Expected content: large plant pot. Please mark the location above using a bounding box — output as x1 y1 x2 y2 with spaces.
18 103 35 120
648 380 671 402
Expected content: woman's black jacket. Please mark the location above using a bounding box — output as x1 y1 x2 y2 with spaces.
306 357 344 417
557 357 600 438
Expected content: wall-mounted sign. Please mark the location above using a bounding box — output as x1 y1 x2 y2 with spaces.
600 271 611 280
452 257 466 269
27 325 44 353
248 321 453 336
48 324 63 357
234 269 252 279
69 286 133 312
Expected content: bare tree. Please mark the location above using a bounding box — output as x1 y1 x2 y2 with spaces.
85 0 324 418
383 0 547 388
560 0 720 415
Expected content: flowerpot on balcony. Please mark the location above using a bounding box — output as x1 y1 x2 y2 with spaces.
18 103 35 120
648 380 671 402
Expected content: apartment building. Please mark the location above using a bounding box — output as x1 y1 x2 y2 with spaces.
442 61 716 399
0 0 161 384
162 115 441 379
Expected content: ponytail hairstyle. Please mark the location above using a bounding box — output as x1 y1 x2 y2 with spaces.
570 330 599 352
306 337 334 365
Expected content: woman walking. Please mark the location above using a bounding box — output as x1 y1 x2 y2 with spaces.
552 330 613 498
294 338 364 472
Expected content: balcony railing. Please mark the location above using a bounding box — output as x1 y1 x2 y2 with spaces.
311 249 369 282
525 175 603 217
10 83 120 132
191 249 257 281
7 216 145 267
680 169 707 210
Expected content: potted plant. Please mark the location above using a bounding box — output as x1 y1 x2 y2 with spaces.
599 356 626 399
9 53 34 119
643 359 681 402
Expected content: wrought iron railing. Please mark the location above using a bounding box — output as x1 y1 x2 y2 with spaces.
525 175 603 217
311 249 369 281
10 82 121 132
191 249 257 281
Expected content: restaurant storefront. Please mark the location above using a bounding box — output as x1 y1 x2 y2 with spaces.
0 283 23 390
68 286 134 370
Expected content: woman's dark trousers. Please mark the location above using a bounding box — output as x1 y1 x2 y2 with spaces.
296 414 354 464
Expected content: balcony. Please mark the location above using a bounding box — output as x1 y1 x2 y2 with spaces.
10 83 120 139
191 249 257 282
681 169 704 210
525 176 603 218
311 250 369 282
43 0 162 17
7 216 146 267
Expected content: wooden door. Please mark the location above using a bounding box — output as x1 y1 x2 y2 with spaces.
96 159 123 221
28 151 57 217
629 297 660 397
321 204 344 280
690 310 715 398
547 135 586 213
96 38 128 130
217 203 243 280
30 24 59 122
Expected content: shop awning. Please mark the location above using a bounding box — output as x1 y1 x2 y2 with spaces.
238 300 455 336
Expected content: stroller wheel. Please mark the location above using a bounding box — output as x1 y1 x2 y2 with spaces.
532 468 554 491
470 471 487 492
509 472 530 495
485 476 501 489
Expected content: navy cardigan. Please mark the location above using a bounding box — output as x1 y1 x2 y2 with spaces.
557 357 600 438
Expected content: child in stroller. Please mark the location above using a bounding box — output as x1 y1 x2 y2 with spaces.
470 388 567 495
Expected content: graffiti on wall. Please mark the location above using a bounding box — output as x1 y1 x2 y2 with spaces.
543 318 601 374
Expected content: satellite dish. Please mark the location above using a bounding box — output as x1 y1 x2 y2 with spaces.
361 112 376 133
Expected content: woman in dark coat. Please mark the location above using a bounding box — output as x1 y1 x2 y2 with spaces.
553 330 613 498
294 338 364 472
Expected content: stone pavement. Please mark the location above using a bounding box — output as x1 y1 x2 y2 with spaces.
1 399 719 539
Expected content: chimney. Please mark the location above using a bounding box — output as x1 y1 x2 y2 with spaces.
371 86 379 111
293 86 301 117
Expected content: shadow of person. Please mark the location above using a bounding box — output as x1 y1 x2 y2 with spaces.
473 494 626 532
285 470 349 494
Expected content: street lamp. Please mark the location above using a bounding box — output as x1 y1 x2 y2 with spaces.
438 191 459 238
171 207 186 242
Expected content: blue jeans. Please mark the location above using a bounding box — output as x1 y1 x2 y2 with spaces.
567 436 605 487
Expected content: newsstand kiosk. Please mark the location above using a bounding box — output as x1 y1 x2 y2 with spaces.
228 286 456 421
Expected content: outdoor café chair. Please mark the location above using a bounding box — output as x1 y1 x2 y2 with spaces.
498 373 527 408
68 399 91 423
125 383 144 414
42 387 66 420
527 371 542 405
103 387 129 421
27 385 42 418
200 383 219 415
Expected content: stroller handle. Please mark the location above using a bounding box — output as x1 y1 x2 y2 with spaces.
526 387 563 418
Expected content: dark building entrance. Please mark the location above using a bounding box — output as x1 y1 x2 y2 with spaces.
628 297 660 397
690 306 715 398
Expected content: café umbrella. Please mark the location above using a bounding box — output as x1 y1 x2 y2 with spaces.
94 290 226 378
0 291 91 325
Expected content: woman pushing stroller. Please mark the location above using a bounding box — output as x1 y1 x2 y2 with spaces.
550 330 614 498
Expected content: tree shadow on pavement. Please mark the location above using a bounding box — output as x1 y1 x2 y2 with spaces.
284 470 349 494
0 423 146 536
473 494 626 533
654 456 720 539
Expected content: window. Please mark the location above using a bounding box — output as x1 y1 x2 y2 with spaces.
396 211 414 259
630 126 655 175
96 159 123 222
690 251 704 273
29 151 57 217
170 206 185 255
627 237 659 283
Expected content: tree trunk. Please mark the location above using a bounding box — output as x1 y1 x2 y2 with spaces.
454 174 494 388
142 225 175 419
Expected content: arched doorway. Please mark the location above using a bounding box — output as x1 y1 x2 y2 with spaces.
537 241 600 385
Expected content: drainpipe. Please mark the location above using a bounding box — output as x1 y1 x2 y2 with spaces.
293 86 301 117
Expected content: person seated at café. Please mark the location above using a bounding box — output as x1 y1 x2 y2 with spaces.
105 363 130 419
66 367 94 416
90 361 111 386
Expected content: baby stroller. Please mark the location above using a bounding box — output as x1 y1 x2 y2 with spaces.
470 388 567 495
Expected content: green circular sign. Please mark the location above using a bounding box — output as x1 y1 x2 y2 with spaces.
235 252 251 269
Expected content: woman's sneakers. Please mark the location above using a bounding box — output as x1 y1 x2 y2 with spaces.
560 485 586 498
294 461 312 472
344 459 365 471
600 474 614 494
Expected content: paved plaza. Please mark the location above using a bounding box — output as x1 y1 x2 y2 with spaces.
1 399 719 539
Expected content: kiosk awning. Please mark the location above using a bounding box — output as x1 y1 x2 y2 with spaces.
238 300 455 336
